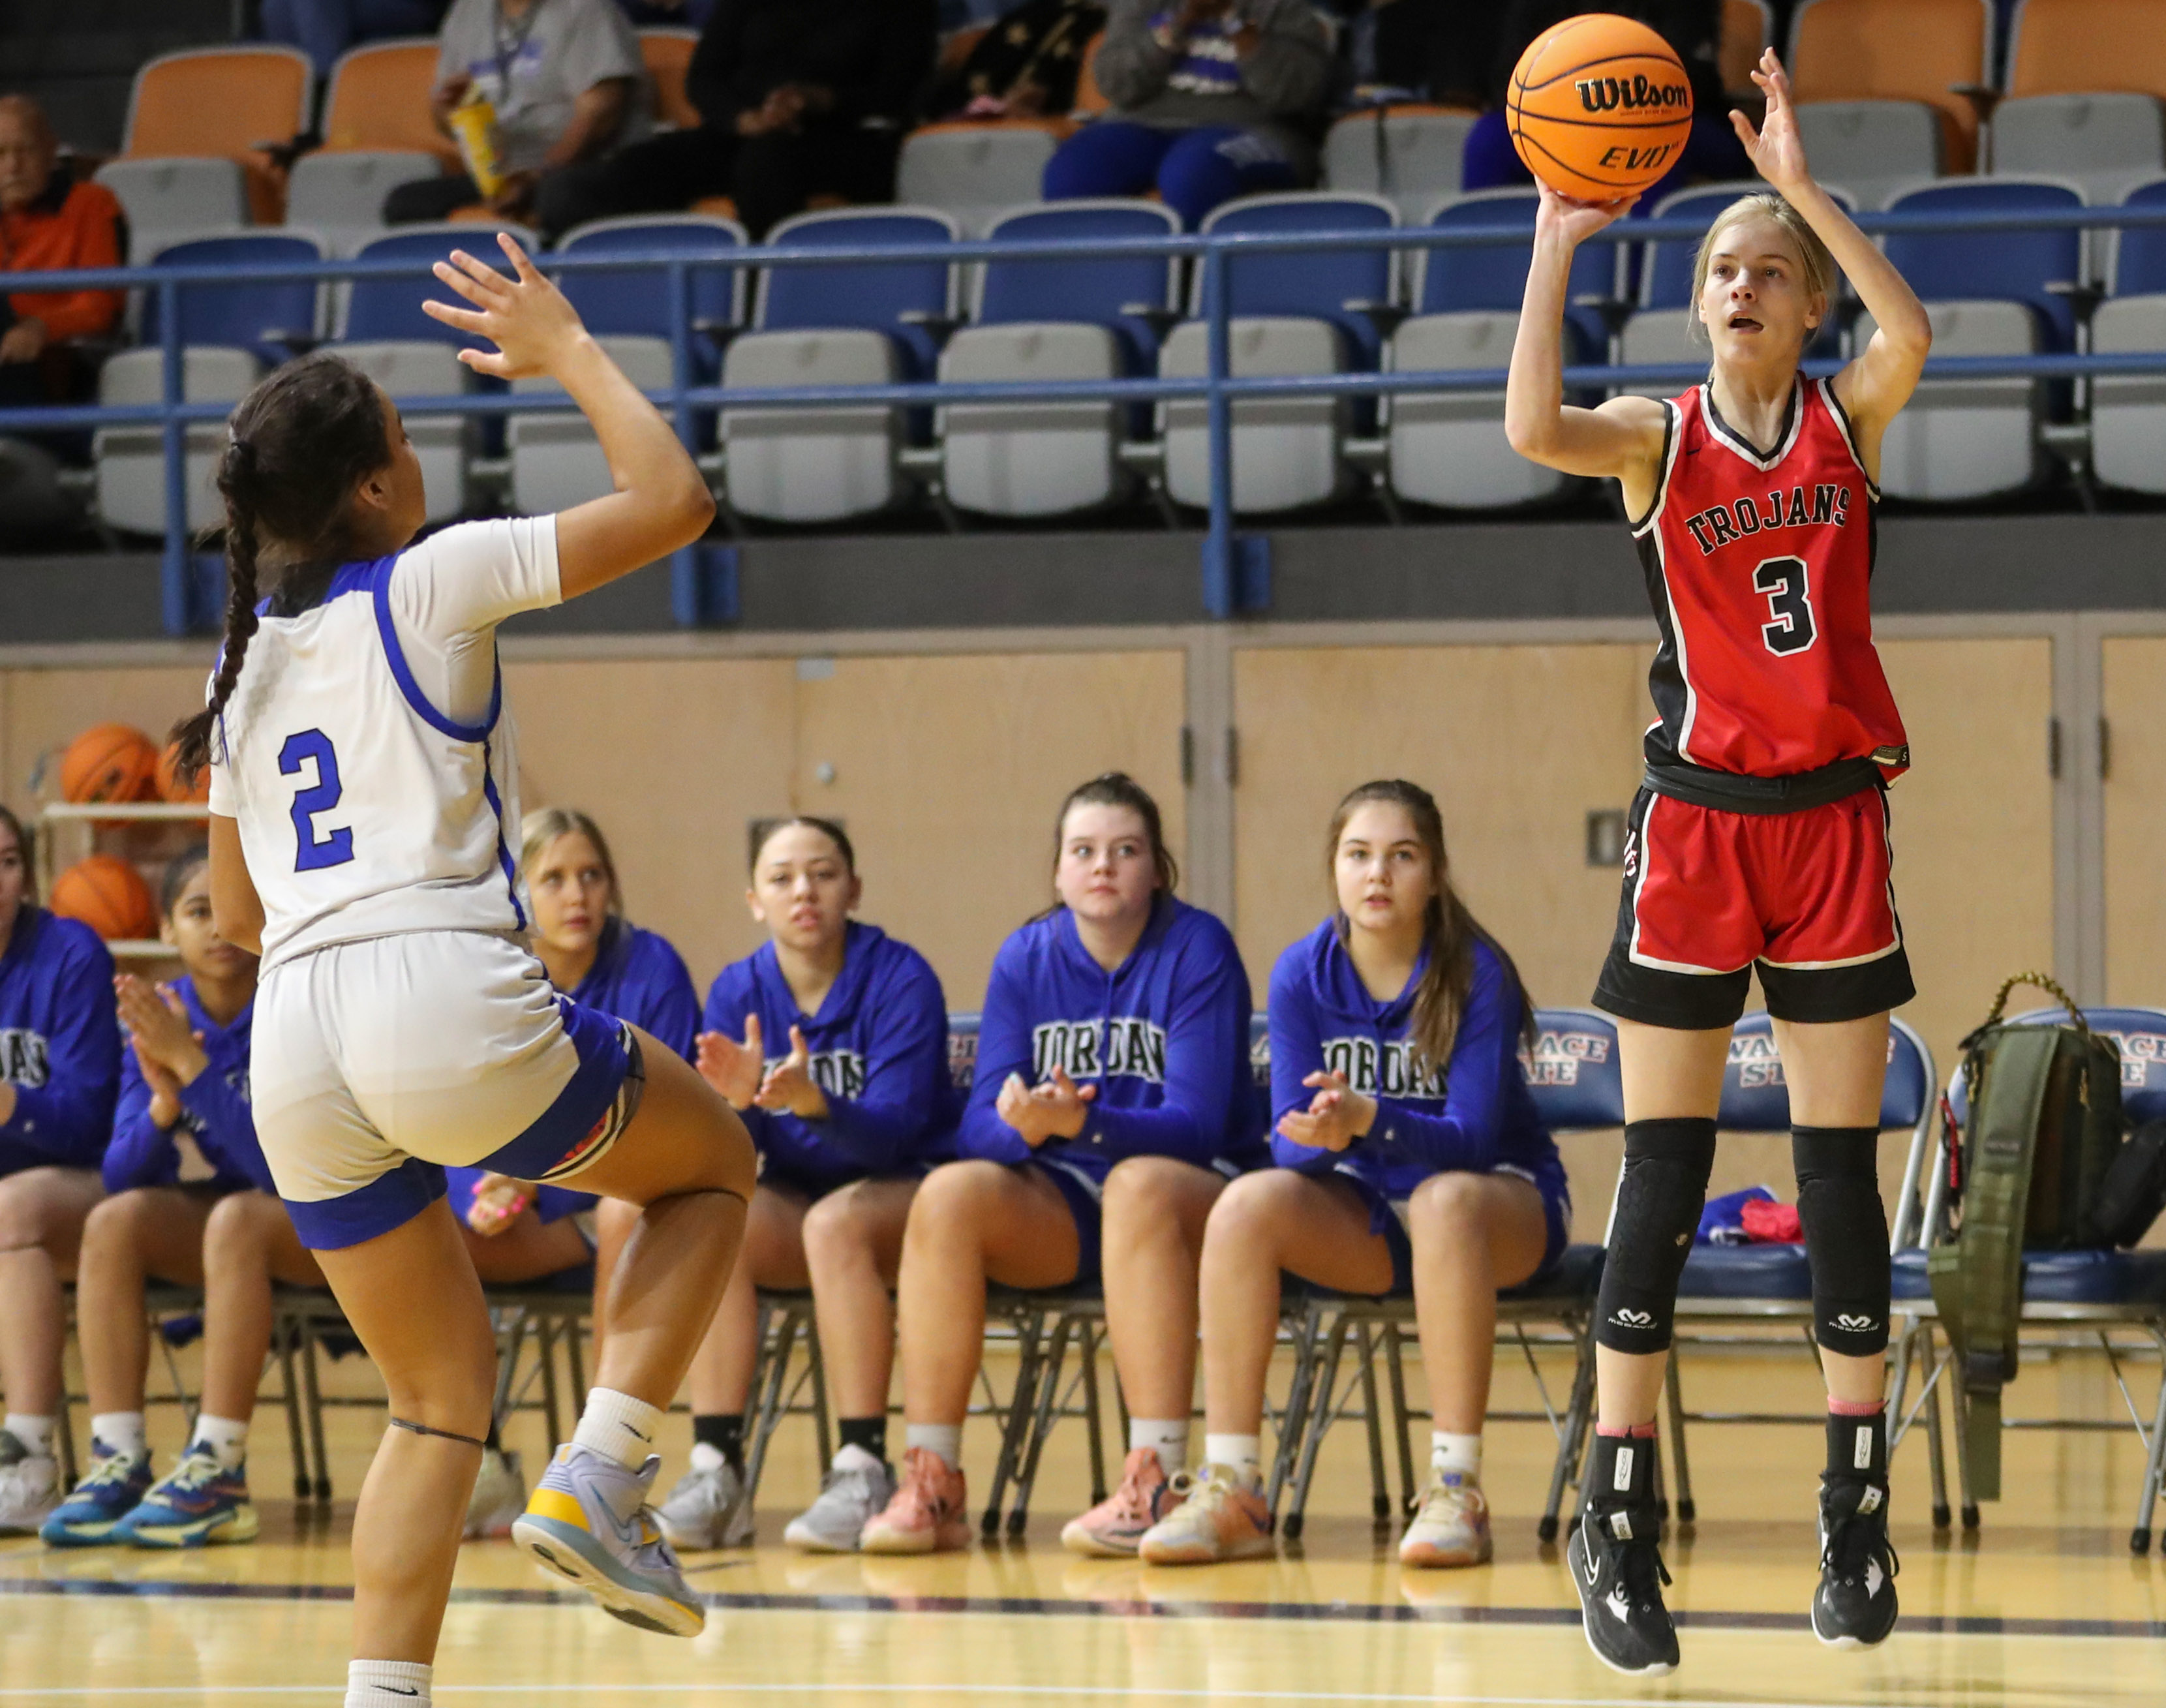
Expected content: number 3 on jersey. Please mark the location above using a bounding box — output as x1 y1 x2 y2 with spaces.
1754 555 1818 656
280 729 354 872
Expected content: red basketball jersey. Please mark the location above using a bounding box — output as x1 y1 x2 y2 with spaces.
1632 379 1908 780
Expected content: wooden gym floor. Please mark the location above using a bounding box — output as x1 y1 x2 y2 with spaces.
5 1335 2165 1705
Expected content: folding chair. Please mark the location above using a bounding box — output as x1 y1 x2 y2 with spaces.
1271 1008 1619 1542
1662 1012 1937 1522
1894 1005 2166 1548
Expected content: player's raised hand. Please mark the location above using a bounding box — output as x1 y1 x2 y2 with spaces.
1732 48 1810 192
423 233 588 381
695 1013 765 1108
1534 180 1638 250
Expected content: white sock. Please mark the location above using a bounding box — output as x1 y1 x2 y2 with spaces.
192 1414 250 1473
1431 1431 1482 1483
346 1658 431 1706
573 1388 665 1471
1204 1433 1261 1482
91 1411 147 1461
688 1441 725 1474
3 1414 55 1458
905 1423 963 1470
1128 1418 1189 1474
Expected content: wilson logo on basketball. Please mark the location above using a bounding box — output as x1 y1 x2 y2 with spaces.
1573 72 1689 114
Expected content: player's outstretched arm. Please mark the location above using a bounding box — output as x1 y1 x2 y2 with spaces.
1505 186 1668 494
1731 48 1930 439
423 234 715 600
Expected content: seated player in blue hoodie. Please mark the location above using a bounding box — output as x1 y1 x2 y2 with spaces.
460 806 701 1536
1140 779 1569 1572
862 773 1257 1558
635 817 951 1554
0 803 120 1536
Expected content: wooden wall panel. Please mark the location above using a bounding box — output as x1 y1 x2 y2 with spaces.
792 652 1188 1009
0 667 209 811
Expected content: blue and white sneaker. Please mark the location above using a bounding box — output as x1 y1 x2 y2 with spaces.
512 1444 705 1637
114 1445 258 1548
40 1444 152 1546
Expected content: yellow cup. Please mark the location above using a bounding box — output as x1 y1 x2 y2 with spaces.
448 92 506 200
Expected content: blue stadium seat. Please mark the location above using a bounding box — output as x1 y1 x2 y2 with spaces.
554 213 748 382
752 207 958 378
342 222 532 345
2112 177 2166 294
2094 179 2166 495
1415 188 1617 353
1195 191 1398 367
141 232 324 370
1882 177 2087 348
975 199 1180 371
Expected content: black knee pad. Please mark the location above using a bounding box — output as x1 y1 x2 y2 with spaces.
1595 1117 1718 1354
1793 1125 1890 1357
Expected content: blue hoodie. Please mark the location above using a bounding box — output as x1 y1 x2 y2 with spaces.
1268 919 1558 1202
0 907 121 1177
103 977 265 1195
703 921 953 1198
448 917 699 1225
957 895 1258 1187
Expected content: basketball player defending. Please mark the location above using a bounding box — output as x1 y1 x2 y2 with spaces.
1506 50 1931 1674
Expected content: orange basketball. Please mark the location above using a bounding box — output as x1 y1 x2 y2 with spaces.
1506 13 1695 204
48 854 159 942
59 724 160 806
156 739 211 804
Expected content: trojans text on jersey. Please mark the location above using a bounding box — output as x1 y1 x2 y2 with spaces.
1680 481 1853 557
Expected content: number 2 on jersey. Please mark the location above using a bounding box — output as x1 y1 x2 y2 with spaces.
279 730 355 872
1754 555 1818 656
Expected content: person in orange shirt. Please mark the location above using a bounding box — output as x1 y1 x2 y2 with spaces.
0 95 125 410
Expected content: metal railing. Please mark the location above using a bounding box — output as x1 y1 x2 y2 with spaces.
4 201 2165 632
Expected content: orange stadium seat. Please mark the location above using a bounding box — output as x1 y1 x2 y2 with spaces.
2007 0 2166 99
1720 0 1773 95
641 27 702 131
1790 0 1992 173
321 39 460 166
123 45 314 223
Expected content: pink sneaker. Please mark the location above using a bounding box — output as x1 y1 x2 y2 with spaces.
858 1448 971 1555
1060 1448 1178 1557
1136 1464 1274 1565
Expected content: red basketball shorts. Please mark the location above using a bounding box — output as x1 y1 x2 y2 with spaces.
1593 784 1915 1030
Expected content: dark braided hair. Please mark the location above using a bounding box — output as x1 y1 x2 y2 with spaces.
169 353 393 786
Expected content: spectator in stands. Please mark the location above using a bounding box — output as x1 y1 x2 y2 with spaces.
383 0 651 241
540 0 939 240
913 0 1106 125
618 0 716 25
1040 0 1332 230
0 803 121 1537
1463 1 1748 200
258 0 453 79
0 96 123 412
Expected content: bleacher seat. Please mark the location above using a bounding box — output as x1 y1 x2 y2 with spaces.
722 207 958 523
1159 192 1394 513
93 160 249 266
1992 94 2166 206
2091 177 2166 494
1870 177 2084 500
1719 0 1774 94
95 232 324 535
1790 0 1993 173
286 151 446 258
641 28 702 131
121 46 315 225
898 122 1071 237
1613 309 1703 399
1320 106 1478 223
939 200 1178 518
510 215 745 513
321 40 459 163
2006 0 2166 102
1414 189 1619 356
1795 102 1942 209
1386 314 1586 509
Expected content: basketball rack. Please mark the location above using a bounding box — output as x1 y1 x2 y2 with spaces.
34 801 213 959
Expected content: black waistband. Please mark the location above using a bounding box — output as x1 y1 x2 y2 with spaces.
1642 755 1890 816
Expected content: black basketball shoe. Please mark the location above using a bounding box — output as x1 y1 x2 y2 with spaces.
1812 1475 1899 1649
1568 1502 1679 1676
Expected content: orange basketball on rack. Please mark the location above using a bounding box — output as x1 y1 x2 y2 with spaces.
156 739 211 804
1506 13 1695 204
59 724 160 806
48 854 159 942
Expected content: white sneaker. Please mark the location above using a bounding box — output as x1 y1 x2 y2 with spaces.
513 1444 704 1637
0 1430 59 1536
1399 1472 1493 1568
784 1445 896 1553
653 1459 754 1551
465 1447 526 1540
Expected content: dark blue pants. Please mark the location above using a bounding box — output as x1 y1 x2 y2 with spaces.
1043 121 1298 230
259 0 448 77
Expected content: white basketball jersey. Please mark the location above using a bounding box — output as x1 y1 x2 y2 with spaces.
207 517 562 971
